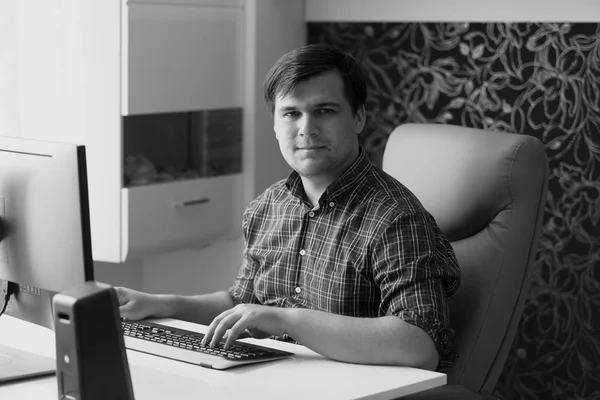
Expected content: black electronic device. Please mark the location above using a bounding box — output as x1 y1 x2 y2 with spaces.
53 281 134 400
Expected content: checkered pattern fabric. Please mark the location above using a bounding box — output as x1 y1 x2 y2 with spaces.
229 148 461 367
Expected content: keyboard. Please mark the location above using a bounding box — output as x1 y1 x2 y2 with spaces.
121 319 294 370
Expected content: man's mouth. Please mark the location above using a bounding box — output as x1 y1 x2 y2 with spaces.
297 145 327 150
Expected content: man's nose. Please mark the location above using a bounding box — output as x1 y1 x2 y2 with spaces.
298 115 319 137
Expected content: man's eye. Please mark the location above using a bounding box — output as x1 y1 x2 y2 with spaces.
319 109 334 114
283 111 299 118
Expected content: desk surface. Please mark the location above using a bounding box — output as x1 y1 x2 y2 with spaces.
0 316 446 399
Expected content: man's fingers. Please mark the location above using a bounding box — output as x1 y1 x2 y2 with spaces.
118 300 131 314
119 300 148 321
224 317 250 349
202 309 231 346
209 312 242 348
202 305 278 349
119 302 137 320
114 287 129 306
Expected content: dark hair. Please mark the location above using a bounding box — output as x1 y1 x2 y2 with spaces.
263 44 367 116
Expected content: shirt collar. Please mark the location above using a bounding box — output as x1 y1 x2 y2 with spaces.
284 146 373 206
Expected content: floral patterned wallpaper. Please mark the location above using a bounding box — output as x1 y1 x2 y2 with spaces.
308 22 600 400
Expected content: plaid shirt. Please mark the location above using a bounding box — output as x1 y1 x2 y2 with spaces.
229 148 461 367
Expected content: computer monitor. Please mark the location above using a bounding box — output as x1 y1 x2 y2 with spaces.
0 135 94 382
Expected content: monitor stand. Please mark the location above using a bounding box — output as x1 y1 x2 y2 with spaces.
0 344 55 383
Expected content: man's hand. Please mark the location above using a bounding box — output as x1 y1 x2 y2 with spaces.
114 286 169 320
201 304 288 349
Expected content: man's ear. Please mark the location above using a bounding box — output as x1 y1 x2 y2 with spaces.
354 105 366 134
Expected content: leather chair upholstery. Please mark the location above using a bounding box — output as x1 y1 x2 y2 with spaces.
381 123 548 398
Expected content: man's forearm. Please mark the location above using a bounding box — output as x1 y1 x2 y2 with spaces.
158 290 234 325
284 309 439 370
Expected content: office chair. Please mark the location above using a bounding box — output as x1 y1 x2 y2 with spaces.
382 123 549 400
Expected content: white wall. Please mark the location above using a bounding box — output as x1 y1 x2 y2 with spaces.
95 236 244 295
0 1 18 136
94 259 144 291
142 238 244 295
305 0 600 21
0 0 87 144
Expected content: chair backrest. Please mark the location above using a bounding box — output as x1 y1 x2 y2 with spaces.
382 123 548 393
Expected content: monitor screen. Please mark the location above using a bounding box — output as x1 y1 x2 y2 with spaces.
0 135 94 382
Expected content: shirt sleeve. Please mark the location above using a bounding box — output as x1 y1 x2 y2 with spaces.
228 202 261 306
228 257 260 306
371 209 461 369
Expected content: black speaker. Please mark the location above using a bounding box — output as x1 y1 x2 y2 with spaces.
53 282 134 400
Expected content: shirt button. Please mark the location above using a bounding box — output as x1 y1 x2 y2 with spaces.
308 211 315 217
299 249 306 256
295 287 302 294
329 202 335 207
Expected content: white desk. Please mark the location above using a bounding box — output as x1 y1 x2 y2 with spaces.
0 316 446 399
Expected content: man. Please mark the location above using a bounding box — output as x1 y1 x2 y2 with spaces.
116 44 461 371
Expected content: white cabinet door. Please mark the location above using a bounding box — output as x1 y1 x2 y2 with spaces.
0 0 87 145
123 2 244 115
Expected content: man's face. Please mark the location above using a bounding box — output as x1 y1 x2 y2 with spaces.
273 70 365 183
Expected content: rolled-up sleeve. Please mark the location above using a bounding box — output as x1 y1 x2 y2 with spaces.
228 207 261 306
371 210 461 368
228 256 259 306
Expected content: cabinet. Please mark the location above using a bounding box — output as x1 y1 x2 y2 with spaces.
0 0 246 263
116 0 246 261
123 1 244 114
